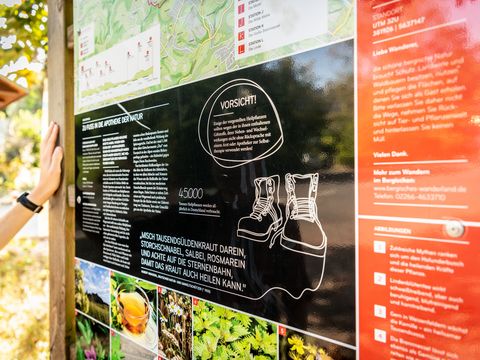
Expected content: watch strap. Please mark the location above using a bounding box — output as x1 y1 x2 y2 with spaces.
17 192 43 213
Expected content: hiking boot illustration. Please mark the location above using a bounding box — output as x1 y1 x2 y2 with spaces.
279 173 327 257
237 175 283 242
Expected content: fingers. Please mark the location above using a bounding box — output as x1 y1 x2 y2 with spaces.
44 123 60 159
41 122 55 149
51 146 64 169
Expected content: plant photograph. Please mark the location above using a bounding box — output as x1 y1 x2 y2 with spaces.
193 300 277 360
75 313 109 360
110 271 158 352
279 328 355 360
158 287 193 360
75 259 110 325
110 331 157 360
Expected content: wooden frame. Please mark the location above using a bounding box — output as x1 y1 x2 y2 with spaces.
48 0 75 358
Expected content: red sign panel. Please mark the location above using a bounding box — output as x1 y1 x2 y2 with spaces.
358 1 480 359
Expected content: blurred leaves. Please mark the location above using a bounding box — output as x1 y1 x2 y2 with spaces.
0 0 47 197
0 0 48 87
0 104 41 195
0 236 49 359
0 3 49 360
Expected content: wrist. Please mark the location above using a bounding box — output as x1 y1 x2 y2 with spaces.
28 188 50 206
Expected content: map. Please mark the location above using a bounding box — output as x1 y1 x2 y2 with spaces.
74 0 354 113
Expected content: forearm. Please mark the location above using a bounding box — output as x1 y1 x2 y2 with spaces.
0 190 48 250
0 122 63 250
0 202 36 250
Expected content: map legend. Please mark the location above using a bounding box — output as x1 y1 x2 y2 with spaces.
234 0 329 59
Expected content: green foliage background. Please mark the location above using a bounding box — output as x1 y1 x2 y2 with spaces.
0 105 42 194
0 2 49 358
193 300 277 360
0 0 48 196
75 314 109 360
0 0 48 86
0 237 49 359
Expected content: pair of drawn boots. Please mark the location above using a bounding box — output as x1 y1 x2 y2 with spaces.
237 174 327 258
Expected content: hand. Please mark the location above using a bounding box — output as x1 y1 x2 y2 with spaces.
28 122 64 205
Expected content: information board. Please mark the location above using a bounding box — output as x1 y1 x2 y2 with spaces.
73 1 480 359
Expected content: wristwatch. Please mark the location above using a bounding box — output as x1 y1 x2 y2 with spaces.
17 192 43 213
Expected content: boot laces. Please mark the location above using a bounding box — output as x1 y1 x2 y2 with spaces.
290 198 317 221
251 197 272 220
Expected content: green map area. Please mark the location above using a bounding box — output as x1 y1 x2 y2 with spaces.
74 0 354 113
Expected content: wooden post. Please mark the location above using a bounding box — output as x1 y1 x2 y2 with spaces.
48 0 75 358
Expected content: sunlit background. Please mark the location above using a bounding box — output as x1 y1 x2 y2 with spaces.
0 0 49 358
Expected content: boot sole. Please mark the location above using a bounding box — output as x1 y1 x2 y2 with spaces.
237 219 282 242
280 235 327 258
